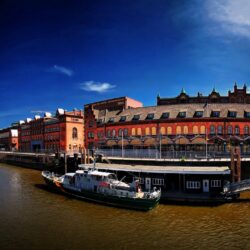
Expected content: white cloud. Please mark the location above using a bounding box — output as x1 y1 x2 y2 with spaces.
80 81 116 93
206 0 250 38
52 65 73 76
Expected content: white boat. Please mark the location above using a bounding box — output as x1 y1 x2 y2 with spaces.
42 165 161 211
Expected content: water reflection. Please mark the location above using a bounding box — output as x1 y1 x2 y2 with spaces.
1 164 250 250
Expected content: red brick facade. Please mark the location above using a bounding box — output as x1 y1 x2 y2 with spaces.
84 84 250 152
0 127 19 151
18 109 84 152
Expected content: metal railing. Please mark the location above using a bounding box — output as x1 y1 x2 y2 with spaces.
224 179 250 195
96 148 250 160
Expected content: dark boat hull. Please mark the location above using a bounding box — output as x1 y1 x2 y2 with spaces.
61 186 160 211
43 176 55 186
42 174 160 211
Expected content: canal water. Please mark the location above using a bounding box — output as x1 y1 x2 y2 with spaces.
1 164 250 250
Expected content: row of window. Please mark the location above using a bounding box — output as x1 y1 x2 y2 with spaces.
94 125 250 139
31 136 43 141
21 128 78 140
21 131 30 136
44 144 59 150
44 135 60 141
186 181 201 189
132 177 165 186
97 111 250 124
45 127 60 133
186 180 221 189
210 125 249 135
211 180 221 187
152 178 165 186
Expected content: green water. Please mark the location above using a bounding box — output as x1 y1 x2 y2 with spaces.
1 163 250 250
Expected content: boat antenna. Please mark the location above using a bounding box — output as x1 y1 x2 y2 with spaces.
113 176 127 187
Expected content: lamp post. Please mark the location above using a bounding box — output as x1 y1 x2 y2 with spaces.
159 132 162 159
205 127 208 159
121 130 124 158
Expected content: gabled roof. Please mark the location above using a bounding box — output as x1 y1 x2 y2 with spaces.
94 103 250 124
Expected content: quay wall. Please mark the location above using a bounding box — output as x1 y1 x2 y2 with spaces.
1 151 250 180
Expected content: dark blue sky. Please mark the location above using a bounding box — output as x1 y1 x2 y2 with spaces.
1 0 250 127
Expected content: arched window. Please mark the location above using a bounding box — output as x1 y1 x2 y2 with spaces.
210 125 215 135
235 126 240 135
183 126 188 134
200 125 205 134
72 127 78 139
112 129 116 137
137 128 142 136
123 128 128 137
152 127 156 135
217 125 223 135
193 126 198 134
227 126 232 135
176 126 181 135
145 127 150 135
167 127 172 135
244 125 249 135
118 128 123 137
160 127 166 135
131 128 136 136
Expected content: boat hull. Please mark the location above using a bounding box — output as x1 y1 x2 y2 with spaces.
42 172 160 211
61 186 160 211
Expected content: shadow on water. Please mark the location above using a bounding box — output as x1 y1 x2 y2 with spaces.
230 198 250 203
34 183 64 196
159 199 222 207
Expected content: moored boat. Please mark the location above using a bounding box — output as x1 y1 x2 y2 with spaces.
42 166 161 211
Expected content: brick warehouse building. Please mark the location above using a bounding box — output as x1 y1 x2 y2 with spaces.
84 83 250 153
18 109 84 152
0 125 19 151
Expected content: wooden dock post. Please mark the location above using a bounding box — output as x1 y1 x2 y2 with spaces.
64 153 67 174
230 146 241 183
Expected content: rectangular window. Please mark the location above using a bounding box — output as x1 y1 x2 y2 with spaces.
228 111 237 118
89 120 94 127
178 112 186 118
152 178 164 186
120 116 126 122
211 111 220 117
108 117 114 123
161 112 169 119
88 132 94 139
244 111 250 118
211 180 221 187
97 119 102 124
186 181 201 189
146 113 154 120
132 114 140 121
194 111 203 118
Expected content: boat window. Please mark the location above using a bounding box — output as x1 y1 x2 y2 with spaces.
95 176 102 181
109 174 116 179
